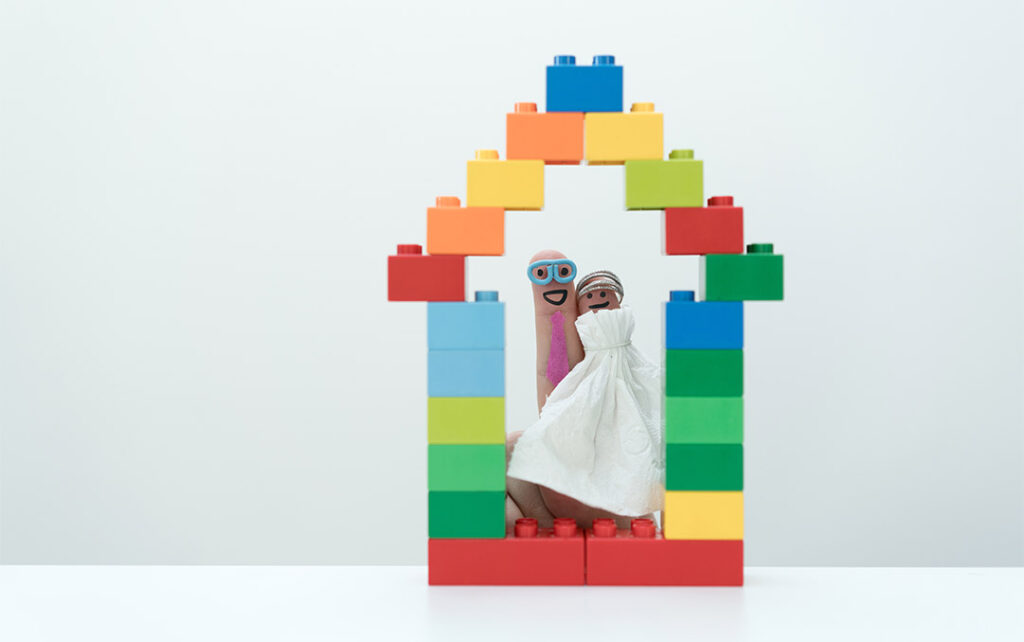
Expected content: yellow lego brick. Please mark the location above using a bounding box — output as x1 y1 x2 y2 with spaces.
664 491 743 540
466 150 544 210
584 102 664 164
427 397 505 444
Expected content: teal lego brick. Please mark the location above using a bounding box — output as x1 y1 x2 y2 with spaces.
428 349 504 397
666 444 743 490
665 350 743 397
428 291 505 351
427 444 506 491
428 491 506 539
701 245 784 301
665 397 744 444
625 149 703 210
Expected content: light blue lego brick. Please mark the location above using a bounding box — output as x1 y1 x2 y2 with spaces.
428 350 504 397
665 291 743 350
546 54 623 113
427 298 504 351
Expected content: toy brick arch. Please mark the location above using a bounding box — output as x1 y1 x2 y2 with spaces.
387 55 784 586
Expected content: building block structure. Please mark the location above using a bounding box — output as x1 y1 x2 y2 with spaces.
385 54 785 585
584 102 663 164
506 103 583 164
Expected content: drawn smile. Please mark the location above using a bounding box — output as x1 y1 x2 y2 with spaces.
588 301 611 309
543 289 568 306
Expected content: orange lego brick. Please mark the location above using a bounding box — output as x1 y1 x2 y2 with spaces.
426 196 504 256
506 102 584 165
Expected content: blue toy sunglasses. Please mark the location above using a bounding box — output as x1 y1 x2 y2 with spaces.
527 259 578 285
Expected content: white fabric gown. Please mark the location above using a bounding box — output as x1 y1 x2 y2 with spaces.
508 306 664 516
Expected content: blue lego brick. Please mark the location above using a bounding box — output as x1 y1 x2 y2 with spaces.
427 293 504 351
546 54 623 113
664 291 743 350
428 349 504 397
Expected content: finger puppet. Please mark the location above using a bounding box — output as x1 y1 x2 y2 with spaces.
510 270 664 517
528 250 585 412
576 270 623 314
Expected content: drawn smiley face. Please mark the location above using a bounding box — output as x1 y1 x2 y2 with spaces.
578 287 622 314
528 256 578 308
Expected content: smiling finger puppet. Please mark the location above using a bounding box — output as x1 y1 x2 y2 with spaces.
576 270 624 315
509 268 665 519
528 250 585 412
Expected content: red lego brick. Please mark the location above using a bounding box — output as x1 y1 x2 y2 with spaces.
387 244 465 301
429 518 584 585
664 195 744 255
586 518 744 586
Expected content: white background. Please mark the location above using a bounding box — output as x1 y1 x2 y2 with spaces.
1 0 1021 565
2 567 1022 641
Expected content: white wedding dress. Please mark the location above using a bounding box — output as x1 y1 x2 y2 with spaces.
508 306 664 516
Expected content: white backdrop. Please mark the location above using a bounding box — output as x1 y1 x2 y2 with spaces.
1 0 1021 565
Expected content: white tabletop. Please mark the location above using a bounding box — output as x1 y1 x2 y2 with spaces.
1 566 1021 641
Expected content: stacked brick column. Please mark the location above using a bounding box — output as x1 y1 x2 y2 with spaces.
426 291 506 539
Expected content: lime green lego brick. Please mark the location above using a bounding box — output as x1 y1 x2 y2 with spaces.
666 444 743 490
427 397 505 445
428 491 506 539
624 155 703 210
428 445 506 491
701 253 784 301
665 350 743 397
665 397 744 444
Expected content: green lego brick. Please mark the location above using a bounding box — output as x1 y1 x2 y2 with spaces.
665 350 743 397
666 444 743 490
625 149 703 210
427 397 505 444
701 247 784 301
428 491 506 538
428 444 506 491
665 397 744 444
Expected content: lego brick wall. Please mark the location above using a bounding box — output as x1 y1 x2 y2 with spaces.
1 0 1021 565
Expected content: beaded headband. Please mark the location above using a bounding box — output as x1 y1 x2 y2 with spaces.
576 270 624 302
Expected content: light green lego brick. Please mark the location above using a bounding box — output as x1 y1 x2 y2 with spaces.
701 252 784 301
665 350 743 397
625 151 703 210
665 397 744 444
427 397 505 444
428 491 506 538
427 444 506 491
